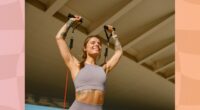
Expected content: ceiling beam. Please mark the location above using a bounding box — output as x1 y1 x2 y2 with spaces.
138 42 174 64
123 14 174 50
167 74 175 80
89 0 143 36
154 61 175 73
45 0 70 16
26 0 47 11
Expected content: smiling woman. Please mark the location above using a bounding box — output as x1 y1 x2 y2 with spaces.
79 35 102 68
56 15 123 110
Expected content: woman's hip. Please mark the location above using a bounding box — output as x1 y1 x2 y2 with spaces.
69 100 103 110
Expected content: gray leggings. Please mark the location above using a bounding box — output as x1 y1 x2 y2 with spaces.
69 100 103 110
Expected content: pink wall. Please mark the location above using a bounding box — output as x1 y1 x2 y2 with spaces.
176 0 200 109
0 0 24 110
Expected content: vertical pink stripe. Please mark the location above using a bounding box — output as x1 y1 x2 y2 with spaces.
0 0 24 110
176 0 200 109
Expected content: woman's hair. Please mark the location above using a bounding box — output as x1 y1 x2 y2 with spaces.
80 35 102 68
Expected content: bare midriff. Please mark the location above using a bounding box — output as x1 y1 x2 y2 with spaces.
75 89 104 105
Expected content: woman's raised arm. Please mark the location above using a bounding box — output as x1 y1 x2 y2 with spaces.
103 26 123 73
55 17 81 77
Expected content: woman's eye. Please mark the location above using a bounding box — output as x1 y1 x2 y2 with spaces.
90 41 100 45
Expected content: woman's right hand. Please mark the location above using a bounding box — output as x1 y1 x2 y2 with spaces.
65 15 82 31
69 15 82 22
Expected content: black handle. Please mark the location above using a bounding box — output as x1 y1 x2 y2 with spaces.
104 48 108 57
68 13 83 23
104 25 116 31
69 38 74 49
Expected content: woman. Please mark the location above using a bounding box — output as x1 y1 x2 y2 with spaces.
56 15 123 110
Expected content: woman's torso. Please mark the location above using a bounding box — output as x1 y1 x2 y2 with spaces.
73 64 107 105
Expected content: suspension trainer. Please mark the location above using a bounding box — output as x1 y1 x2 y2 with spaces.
103 25 116 63
63 13 83 109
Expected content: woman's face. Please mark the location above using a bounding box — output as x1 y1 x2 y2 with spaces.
85 37 102 57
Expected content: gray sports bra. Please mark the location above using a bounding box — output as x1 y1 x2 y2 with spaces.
74 64 107 92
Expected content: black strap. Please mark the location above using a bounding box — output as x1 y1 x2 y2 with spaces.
67 13 83 49
103 25 116 63
63 14 83 109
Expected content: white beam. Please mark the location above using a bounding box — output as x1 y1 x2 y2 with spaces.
46 0 69 16
154 61 175 73
138 42 174 64
89 0 143 35
123 14 174 50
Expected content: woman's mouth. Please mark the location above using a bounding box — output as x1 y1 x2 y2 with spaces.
92 46 100 51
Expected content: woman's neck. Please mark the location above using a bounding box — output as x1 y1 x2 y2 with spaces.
85 56 96 65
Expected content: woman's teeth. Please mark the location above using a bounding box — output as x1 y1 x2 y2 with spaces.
92 47 99 50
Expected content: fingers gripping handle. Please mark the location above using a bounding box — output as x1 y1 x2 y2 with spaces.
68 13 83 23
104 25 116 31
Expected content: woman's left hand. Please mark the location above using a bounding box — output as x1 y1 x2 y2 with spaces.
107 25 114 33
106 25 118 39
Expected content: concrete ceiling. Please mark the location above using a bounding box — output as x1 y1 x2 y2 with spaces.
25 0 175 110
